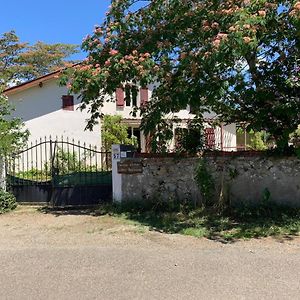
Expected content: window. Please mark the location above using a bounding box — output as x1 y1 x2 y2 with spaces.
140 87 149 107
205 128 215 149
125 85 138 107
116 87 125 107
116 85 140 108
127 127 141 152
62 95 74 111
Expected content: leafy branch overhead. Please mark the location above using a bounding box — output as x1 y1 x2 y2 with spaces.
66 1 300 150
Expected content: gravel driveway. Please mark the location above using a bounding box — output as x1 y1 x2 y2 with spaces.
0 206 300 300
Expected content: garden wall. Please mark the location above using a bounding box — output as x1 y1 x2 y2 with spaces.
119 154 300 207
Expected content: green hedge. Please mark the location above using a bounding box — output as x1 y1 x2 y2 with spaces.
0 189 17 214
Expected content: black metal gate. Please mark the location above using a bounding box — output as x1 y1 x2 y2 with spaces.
6 137 112 207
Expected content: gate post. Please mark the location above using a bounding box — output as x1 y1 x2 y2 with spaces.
112 144 136 203
112 145 122 202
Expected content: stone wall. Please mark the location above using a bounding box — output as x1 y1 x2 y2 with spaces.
120 155 300 207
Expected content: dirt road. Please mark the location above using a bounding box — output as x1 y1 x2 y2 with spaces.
0 207 299 300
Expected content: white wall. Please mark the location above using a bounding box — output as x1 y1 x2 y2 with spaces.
8 78 237 152
8 79 101 147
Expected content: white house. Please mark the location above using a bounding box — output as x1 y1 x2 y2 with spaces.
4 70 237 152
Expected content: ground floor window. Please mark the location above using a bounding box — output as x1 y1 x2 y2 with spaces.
127 127 141 152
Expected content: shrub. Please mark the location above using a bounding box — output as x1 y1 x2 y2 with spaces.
0 189 17 214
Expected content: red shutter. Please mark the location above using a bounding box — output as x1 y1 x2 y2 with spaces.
116 87 125 107
205 128 215 149
62 95 74 111
140 87 149 107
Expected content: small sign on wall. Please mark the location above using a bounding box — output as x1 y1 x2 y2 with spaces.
112 148 120 160
117 160 143 174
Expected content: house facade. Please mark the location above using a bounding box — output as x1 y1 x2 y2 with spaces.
4 72 237 152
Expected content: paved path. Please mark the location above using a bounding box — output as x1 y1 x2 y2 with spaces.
0 207 300 300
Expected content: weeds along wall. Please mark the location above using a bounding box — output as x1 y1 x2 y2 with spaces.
119 155 300 207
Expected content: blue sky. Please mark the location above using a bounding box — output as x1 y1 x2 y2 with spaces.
1 0 111 60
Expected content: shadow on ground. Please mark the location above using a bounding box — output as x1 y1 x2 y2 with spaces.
38 206 104 217
38 203 300 243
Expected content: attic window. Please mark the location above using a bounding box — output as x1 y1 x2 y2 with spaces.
62 95 74 111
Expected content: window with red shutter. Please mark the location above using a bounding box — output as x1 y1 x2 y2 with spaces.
116 87 125 107
62 95 74 111
140 87 149 107
205 128 215 149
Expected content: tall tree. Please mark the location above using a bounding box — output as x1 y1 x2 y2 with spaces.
0 92 28 155
65 0 300 150
0 30 78 88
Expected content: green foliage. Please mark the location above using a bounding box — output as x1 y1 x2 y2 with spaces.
67 1 300 151
229 168 239 179
262 188 271 205
102 115 137 151
17 168 50 181
249 132 267 151
290 126 300 147
195 159 215 206
0 93 28 155
0 189 17 214
294 148 300 159
0 30 78 88
175 117 205 154
52 147 80 174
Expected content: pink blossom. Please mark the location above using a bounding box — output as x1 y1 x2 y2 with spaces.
109 49 119 56
217 33 228 40
294 2 300 10
212 39 221 48
211 22 219 29
258 10 266 17
94 28 103 34
125 55 134 61
153 65 160 72
243 36 252 44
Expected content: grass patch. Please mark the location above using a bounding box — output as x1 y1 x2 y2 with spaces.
97 202 300 242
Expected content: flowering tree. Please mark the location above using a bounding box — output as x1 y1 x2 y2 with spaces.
65 0 300 150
